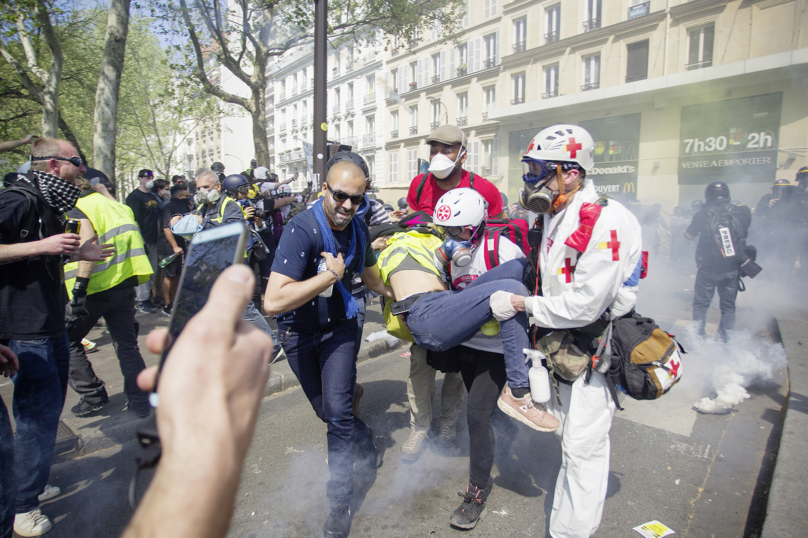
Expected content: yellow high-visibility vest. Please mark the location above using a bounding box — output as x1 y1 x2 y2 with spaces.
64 192 153 298
376 230 444 285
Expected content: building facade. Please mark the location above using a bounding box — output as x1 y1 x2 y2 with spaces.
378 0 808 211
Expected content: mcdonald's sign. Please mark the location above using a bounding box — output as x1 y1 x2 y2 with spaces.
623 182 636 193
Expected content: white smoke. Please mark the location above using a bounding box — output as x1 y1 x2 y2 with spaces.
681 326 787 414
364 330 404 348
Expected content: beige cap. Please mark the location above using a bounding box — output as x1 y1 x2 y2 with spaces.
426 124 466 146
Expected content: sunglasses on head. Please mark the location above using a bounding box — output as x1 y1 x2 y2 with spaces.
31 155 84 167
326 183 364 205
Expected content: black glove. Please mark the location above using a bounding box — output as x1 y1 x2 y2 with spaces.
71 277 90 316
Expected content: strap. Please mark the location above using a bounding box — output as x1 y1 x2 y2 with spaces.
415 173 431 206
469 172 475 188
485 228 502 270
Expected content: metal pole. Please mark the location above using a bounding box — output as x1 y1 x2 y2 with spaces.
312 0 328 189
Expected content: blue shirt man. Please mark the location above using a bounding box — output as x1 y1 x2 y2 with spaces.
265 161 393 538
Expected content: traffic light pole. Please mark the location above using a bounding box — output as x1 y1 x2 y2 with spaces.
312 0 328 190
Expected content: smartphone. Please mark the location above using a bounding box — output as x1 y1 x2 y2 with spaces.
137 222 248 450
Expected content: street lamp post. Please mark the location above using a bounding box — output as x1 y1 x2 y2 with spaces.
225 153 244 172
312 0 328 189
426 96 449 125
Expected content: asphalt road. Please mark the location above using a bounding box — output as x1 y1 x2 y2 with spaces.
11 262 789 537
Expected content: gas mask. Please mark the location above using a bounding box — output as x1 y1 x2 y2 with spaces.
520 181 555 214
197 186 220 204
520 160 579 214
435 238 472 268
428 149 466 180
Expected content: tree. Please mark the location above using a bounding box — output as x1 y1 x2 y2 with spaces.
155 0 464 165
93 0 132 183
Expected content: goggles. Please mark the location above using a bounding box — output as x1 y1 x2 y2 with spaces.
31 155 85 167
521 159 557 184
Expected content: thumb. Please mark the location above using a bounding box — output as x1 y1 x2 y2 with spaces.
197 264 254 328
337 253 344 262
86 233 99 244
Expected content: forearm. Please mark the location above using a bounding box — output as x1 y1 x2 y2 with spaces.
0 138 28 153
0 241 45 263
76 260 93 279
164 228 180 250
361 269 395 298
264 272 337 315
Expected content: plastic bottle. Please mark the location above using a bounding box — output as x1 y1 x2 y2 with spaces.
524 348 550 403
317 258 334 298
481 318 500 336
158 253 178 269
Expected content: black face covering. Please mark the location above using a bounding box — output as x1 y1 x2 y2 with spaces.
23 170 81 224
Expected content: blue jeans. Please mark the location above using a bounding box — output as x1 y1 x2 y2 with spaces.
0 395 15 538
406 259 531 389
9 334 69 513
242 301 281 357
353 293 367 354
693 268 740 342
278 320 374 506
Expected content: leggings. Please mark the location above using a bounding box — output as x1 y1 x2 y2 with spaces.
458 346 513 490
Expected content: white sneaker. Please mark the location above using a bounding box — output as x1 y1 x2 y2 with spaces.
38 485 60 502
399 429 428 463
14 508 52 537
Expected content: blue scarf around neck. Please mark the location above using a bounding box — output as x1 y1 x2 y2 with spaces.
312 198 366 319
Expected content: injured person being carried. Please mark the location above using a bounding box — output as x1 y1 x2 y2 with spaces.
374 187 559 432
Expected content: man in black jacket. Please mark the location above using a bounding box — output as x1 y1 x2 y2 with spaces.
685 181 752 341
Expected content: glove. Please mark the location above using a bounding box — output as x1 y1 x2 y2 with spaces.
70 288 89 317
490 291 517 321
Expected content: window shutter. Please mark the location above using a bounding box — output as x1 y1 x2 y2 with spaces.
473 38 481 72
484 0 490 19
402 65 408 89
450 47 455 78
495 29 500 65
472 141 480 173
626 40 649 82
703 25 715 64
492 138 500 176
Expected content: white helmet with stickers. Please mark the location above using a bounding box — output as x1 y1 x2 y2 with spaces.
277 184 292 196
523 124 595 171
434 187 487 228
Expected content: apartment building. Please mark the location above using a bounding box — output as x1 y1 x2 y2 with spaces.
268 39 387 192
380 0 808 210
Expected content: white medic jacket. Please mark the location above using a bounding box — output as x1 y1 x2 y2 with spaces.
525 179 643 329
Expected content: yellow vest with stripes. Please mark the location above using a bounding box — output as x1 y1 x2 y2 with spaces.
376 230 444 285
197 196 246 225
64 192 153 298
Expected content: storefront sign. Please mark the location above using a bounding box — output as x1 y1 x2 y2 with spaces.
581 114 641 201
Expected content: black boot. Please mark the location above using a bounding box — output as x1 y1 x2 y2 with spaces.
355 427 383 470
449 483 487 530
323 505 352 538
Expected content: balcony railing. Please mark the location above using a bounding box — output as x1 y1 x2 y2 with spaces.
432 74 441 84
408 82 418 92
386 91 399 102
542 89 558 99
457 116 468 126
583 18 602 32
581 82 600 91
330 104 341 115
409 126 418 135
628 1 650 19
513 40 526 53
482 112 489 121
279 122 287 132
686 60 713 71
345 100 354 110
391 130 399 139
456 67 467 77
409 39 420 48
430 121 441 130
391 48 400 56
363 94 375 105
484 58 498 69
511 96 525 105
545 30 559 44
362 133 375 147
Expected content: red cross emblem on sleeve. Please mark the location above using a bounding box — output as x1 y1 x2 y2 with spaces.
598 230 621 261
564 137 583 158
435 204 452 222
557 257 575 283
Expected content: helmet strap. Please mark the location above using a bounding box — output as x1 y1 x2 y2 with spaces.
551 163 582 212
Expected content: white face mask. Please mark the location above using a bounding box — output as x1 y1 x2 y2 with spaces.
144 179 155 190
428 149 465 180
198 187 220 203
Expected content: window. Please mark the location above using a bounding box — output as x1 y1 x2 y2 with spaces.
347 82 354 108
461 0 469 27
408 149 418 179
457 43 469 75
483 86 496 115
366 114 375 134
468 141 480 173
546 5 560 43
410 105 418 134
333 123 341 140
291 73 297 94
512 73 525 104
391 110 399 136
457 92 468 124
483 138 500 175
389 152 398 183
484 33 498 68
333 88 341 113
293 104 298 126
431 100 442 127
365 75 375 103
347 120 354 138
513 17 527 53
334 51 340 74
431 52 445 83
544 64 559 98
366 155 375 181
431 21 441 41
584 0 602 31
626 40 649 82
409 62 418 90
483 0 497 19
582 54 600 90
390 68 400 93
687 24 714 70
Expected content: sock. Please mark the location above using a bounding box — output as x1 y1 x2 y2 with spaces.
511 386 530 399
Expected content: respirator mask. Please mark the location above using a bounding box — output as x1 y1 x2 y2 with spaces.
435 238 472 267
144 179 155 190
520 160 558 214
428 131 467 181
197 186 220 204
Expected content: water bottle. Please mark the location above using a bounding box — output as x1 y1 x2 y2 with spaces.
317 258 334 298
524 348 550 403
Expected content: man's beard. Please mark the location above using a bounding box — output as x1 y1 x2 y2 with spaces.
325 201 355 228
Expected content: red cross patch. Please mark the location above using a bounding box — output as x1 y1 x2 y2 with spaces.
557 257 575 283
598 230 621 261
564 137 583 158
435 204 452 222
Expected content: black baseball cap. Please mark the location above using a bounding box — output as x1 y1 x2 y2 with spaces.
138 169 154 178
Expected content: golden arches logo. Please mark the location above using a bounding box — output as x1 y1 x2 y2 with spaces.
623 182 636 193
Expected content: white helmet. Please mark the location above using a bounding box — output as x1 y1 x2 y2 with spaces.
277 184 292 196
522 124 595 171
434 188 487 229
254 166 269 180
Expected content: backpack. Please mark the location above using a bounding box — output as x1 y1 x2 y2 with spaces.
482 218 530 270
602 313 684 410
702 203 748 265
414 172 476 206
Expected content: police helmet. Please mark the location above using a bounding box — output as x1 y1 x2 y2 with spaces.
797 166 808 182
211 161 225 172
397 197 408 210
772 178 791 199
325 151 369 179
222 174 249 193
705 181 730 202
383 204 395 212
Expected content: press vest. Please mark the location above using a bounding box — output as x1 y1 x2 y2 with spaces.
64 192 153 298
376 230 444 285
197 196 246 225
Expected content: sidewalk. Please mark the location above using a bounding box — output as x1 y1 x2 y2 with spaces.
0 300 407 459
761 308 808 538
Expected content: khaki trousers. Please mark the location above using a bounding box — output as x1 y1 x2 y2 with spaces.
406 344 465 431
